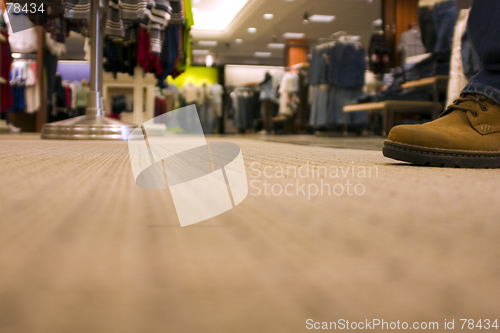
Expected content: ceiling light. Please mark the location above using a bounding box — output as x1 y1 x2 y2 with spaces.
254 52 272 58
190 0 250 31
235 39 243 44
198 40 218 46
309 15 336 23
12 53 21 59
283 32 305 39
206 55 213 67
303 12 309 25
267 43 285 49
192 49 210 55
192 0 200 3
247 27 257 34
263 13 274 20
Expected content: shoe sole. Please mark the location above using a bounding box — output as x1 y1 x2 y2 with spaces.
383 141 500 168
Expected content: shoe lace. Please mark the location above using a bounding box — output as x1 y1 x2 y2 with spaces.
441 94 494 117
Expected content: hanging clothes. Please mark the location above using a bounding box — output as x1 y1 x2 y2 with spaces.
197 83 215 134
155 96 167 117
0 29 13 113
278 72 299 116
112 95 127 114
309 40 368 129
233 87 258 132
25 62 39 114
296 67 310 130
158 24 180 86
211 83 224 118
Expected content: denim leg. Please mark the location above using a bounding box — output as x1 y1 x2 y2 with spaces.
317 87 329 127
326 86 338 126
418 6 436 54
461 0 500 104
433 0 458 54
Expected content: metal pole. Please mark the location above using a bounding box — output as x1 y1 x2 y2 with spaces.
86 0 101 119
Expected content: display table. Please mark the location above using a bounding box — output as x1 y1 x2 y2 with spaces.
343 100 442 135
401 75 449 103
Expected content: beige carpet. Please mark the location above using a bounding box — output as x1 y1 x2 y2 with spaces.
0 134 499 333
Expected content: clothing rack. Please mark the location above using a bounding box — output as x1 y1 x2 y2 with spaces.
41 0 135 140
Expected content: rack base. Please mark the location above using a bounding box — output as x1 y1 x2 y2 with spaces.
41 115 136 140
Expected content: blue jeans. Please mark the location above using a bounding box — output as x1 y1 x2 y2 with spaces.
462 0 500 104
433 0 458 54
418 6 436 54
327 87 366 127
309 86 329 127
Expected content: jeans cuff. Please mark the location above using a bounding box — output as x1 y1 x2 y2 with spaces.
461 83 500 105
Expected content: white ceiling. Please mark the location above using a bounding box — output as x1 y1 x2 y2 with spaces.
191 0 382 66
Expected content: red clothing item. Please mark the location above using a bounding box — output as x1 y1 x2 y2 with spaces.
106 113 120 120
154 55 164 77
65 86 72 108
137 26 156 73
156 97 166 117
1 30 14 112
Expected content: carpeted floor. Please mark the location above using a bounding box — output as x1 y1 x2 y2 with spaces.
0 133 499 333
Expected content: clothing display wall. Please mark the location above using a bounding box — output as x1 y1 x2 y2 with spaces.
10 60 39 114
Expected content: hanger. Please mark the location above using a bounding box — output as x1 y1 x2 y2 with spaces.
317 31 350 49
331 31 347 39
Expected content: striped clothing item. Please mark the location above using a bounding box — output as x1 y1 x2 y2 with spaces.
64 0 91 19
168 0 185 25
149 0 169 53
121 0 149 27
104 0 125 39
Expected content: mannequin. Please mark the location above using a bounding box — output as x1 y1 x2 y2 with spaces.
399 23 426 64
197 80 215 134
76 79 89 116
368 19 390 75
259 72 274 133
211 82 224 133
181 79 198 106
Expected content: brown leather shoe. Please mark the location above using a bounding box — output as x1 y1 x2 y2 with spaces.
383 94 500 168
